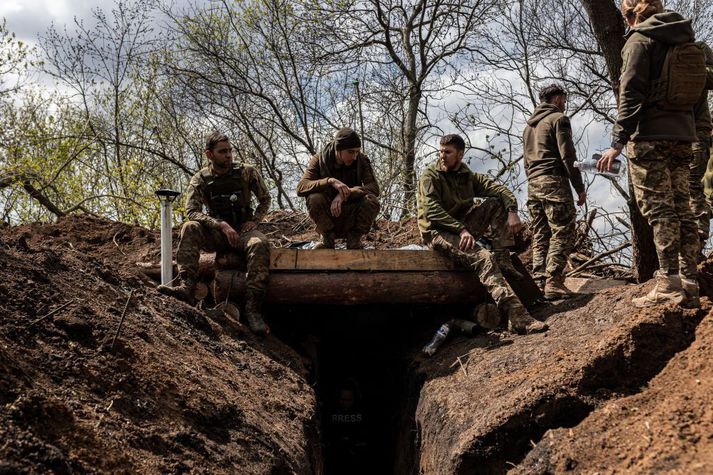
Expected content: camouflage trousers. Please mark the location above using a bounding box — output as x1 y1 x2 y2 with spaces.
175 221 270 297
628 141 698 279
306 193 380 237
526 175 576 282
690 143 710 248
429 198 520 310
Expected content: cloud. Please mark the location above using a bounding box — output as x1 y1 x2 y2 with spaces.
1 0 102 43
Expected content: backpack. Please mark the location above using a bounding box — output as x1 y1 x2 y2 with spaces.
649 42 707 110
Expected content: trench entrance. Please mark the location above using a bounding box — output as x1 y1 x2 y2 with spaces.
270 303 471 474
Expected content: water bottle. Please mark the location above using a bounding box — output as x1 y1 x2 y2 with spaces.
573 153 622 177
422 322 452 356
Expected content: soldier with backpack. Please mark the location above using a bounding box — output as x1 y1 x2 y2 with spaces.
690 41 713 262
158 131 272 335
598 0 705 308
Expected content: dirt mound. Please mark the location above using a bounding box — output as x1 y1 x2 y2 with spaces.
516 310 713 474
3 214 713 474
0 215 320 474
261 210 421 249
406 283 710 474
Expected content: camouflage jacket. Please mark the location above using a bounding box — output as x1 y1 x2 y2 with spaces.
417 161 517 243
523 102 585 194
612 12 697 145
296 150 380 201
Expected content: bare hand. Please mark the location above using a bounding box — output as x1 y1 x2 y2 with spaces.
240 221 257 233
507 211 522 235
219 221 240 247
577 191 586 206
459 229 476 251
598 145 623 172
329 178 351 200
330 195 343 218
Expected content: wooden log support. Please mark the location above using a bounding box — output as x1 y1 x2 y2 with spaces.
142 248 541 307
213 270 488 305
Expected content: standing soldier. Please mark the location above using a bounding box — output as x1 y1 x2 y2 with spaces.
523 84 586 299
598 0 703 308
297 128 380 249
694 42 713 259
158 131 272 335
417 133 547 335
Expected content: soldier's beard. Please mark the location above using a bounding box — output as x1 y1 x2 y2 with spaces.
212 159 232 174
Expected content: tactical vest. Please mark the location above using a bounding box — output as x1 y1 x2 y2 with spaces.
202 165 252 227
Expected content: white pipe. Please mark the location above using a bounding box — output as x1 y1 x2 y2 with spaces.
160 199 174 286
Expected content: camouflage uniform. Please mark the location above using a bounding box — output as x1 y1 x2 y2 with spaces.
428 199 520 311
628 141 698 279
527 176 577 282
611 11 700 292
705 144 713 211
304 192 380 237
522 102 585 284
417 161 521 312
693 41 713 247
297 148 380 239
177 164 271 297
690 142 711 247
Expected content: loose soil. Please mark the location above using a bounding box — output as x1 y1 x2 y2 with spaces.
0 215 320 474
1 213 712 474
516 311 713 474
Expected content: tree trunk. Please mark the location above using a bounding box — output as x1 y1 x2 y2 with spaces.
400 87 421 219
580 0 658 282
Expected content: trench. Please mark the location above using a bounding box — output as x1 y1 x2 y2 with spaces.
269 303 471 475
455 305 708 475
266 298 709 475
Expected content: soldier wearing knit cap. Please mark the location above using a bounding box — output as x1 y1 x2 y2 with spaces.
297 128 381 249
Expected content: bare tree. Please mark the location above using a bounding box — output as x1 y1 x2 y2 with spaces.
303 0 500 216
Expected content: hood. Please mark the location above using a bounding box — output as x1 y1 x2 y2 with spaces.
630 11 694 45
527 103 561 127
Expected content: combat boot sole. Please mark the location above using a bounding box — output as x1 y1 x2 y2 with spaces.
632 291 684 308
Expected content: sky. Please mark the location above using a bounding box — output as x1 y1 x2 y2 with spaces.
1 0 104 45
0 0 638 253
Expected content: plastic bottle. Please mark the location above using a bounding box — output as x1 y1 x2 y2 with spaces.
573 153 622 177
422 322 452 357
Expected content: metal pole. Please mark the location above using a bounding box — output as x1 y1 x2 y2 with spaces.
155 189 181 286
160 199 173 286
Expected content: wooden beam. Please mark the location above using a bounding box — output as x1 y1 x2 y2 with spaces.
213 270 487 305
269 248 459 271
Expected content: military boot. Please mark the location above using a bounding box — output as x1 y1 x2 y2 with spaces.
506 301 548 335
314 232 335 249
157 273 197 305
544 275 576 300
681 277 701 309
346 232 364 250
493 250 524 280
244 293 268 336
632 271 685 308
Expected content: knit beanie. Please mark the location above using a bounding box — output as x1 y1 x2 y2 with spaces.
334 127 362 151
